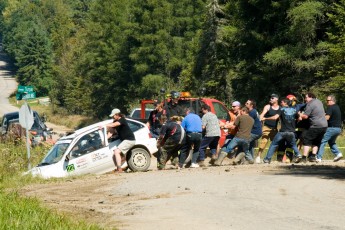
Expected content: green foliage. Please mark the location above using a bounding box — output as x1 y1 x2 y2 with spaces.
1 0 345 116
287 1 325 44
139 74 166 98
314 0 345 109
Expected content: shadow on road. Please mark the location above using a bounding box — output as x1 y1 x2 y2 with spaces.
267 164 345 181
0 52 16 75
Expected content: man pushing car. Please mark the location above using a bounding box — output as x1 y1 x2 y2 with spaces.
99 108 136 173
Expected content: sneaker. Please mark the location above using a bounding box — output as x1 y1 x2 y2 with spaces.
190 163 200 168
178 163 186 169
301 156 307 163
255 156 261 164
333 153 343 162
309 155 317 162
315 158 322 163
262 158 270 164
294 156 302 163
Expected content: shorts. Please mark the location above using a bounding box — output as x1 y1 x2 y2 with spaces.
117 140 136 154
302 128 327 146
258 126 278 150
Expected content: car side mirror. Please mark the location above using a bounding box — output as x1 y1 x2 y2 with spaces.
65 154 70 162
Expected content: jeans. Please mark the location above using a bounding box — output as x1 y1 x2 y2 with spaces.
179 133 202 164
221 134 235 149
199 136 220 161
249 133 262 159
317 127 342 159
264 131 301 161
222 137 250 159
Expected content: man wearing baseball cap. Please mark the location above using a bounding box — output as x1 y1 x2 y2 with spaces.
216 101 241 163
100 108 136 173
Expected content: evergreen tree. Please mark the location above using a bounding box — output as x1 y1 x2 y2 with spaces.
2 0 53 96
71 0 133 118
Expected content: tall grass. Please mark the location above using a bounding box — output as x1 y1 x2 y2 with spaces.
0 191 104 230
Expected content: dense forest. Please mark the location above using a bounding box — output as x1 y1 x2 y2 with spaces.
0 0 344 118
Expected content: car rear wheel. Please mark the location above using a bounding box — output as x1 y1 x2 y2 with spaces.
127 148 151 172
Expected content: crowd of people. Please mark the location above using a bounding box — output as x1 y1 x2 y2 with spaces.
105 91 343 171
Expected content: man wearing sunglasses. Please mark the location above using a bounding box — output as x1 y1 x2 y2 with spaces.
256 93 280 163
316 95 342 162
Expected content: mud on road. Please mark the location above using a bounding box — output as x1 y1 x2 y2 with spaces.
21 158 345 230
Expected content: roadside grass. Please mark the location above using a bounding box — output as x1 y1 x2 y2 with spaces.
0 142 112 230
0 192 104 230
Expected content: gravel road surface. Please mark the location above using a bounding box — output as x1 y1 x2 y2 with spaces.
21 158 345 230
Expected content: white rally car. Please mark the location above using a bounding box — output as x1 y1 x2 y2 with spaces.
27 118 158 178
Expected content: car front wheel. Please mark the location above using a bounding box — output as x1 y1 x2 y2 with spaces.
127 148 151 172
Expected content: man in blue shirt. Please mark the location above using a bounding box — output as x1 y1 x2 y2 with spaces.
179 107 203 168
245 99 262 163
263 98 302 163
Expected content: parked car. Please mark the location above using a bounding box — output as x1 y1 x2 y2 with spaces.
129 108 153 120
0 111 52 145
26 118 158 178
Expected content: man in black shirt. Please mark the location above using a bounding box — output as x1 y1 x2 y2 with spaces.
102 108 136 173
164 91 184 119
256 93 280 162
316 95 343 162
147 100 163 138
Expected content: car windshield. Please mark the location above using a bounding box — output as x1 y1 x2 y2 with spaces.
38 141 70 165
178 99 203 116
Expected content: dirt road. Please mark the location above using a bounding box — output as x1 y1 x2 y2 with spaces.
0 43 18 115
21 158 345 230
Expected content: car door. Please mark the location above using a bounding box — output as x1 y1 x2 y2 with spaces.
64 129 114 176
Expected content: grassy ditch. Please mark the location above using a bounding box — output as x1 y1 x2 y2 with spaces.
0 142 110 229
